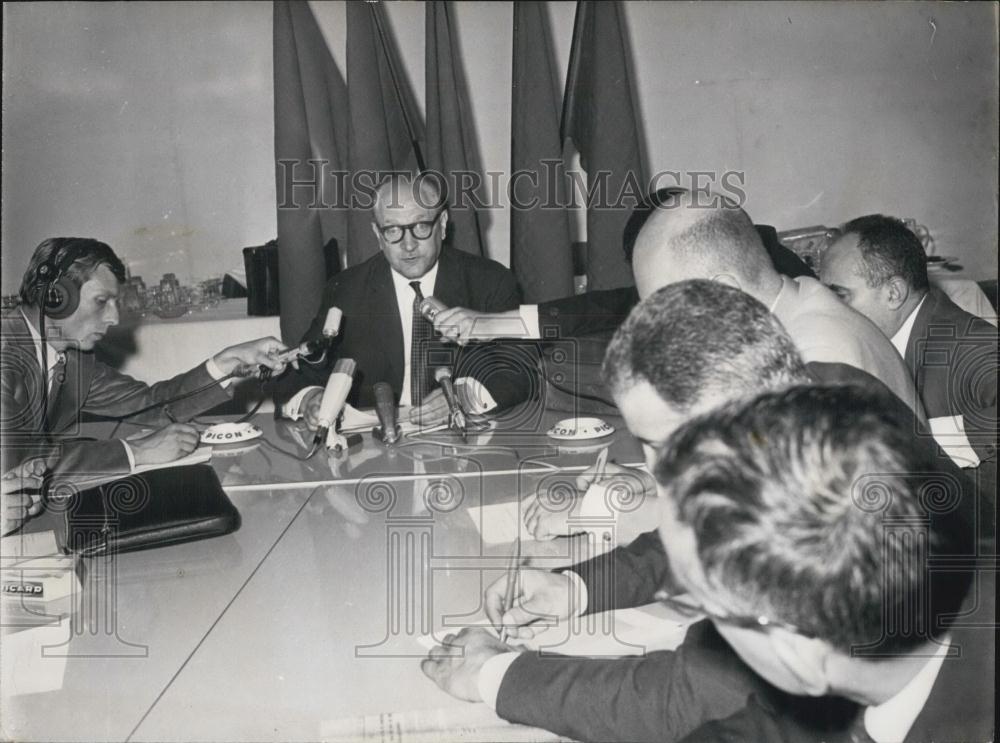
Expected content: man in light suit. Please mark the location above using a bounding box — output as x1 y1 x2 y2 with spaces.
275 174 532 427
1 237 288 532
420 282 988 742
821 214 997 475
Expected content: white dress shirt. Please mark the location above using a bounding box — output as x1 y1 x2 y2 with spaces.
889 295 927 358
864 637 950 743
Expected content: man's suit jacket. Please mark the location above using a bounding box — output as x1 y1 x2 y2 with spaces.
905 288 997 464
677 573 996 743
492 387 991 743
1 309 230 482
273 247 532 410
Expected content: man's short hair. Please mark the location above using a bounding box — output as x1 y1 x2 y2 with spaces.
655 384 974 654
841 214 929 292
373 172 446 214
19 237 126 306
622 187 688 263
602 280 808 411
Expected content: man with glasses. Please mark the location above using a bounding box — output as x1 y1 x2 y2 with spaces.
421 281 989 741
275 174 530 426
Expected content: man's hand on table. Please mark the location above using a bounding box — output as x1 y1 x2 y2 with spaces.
523 461 657 540
129 423 200 465
420 628 513 702
210 336 289 377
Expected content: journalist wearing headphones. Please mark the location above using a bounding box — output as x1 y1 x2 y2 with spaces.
1 237 289 535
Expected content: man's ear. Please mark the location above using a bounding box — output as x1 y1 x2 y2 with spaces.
769 629 833 697
438 210 449 239
884 277 910 310
711 273 743 291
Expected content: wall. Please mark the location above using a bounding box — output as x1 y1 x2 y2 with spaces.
3 1 997 296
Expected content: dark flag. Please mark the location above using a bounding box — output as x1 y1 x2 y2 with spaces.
425 1 486 256
346 2 424 267
273 0 348 343
511 2 574 303
562 1 645 290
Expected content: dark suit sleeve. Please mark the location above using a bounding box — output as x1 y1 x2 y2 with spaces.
457 264 536 411
537 287 639 340
570 530 682 615
83 362 231 424
496 621 761 743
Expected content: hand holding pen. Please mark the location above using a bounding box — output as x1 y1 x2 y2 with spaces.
485 561 584 642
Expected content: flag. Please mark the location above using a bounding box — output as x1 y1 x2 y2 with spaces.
273 0 349 343
562 1 645 290
425 1 486 256
346 2 424 267
510 2 574 303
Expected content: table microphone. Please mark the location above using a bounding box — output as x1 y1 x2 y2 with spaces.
372 382 401 445
418 297 448 323
434 367 467 436
312 358 357 447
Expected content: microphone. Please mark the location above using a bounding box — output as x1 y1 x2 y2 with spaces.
276 306 343 363
434 367 467 437
232 307 344 379
418 297 448 323
312 358 357 447
372 382 401 445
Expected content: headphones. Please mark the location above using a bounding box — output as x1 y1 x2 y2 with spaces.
34 243 86 320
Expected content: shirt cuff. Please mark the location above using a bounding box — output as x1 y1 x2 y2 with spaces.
454 377 497 414
205 357 236 389
121 441 137 472
561 569 589 616
478 652 521 710
519 305 542 340
283 386 324 420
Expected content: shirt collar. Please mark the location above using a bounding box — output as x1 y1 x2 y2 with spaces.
389 260 439 298
890 295 927 358
863 637 950 743
769 274 793 315
20 308 64 374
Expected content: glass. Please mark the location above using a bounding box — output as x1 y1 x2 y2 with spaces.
377 211 443 244
654 589 808 636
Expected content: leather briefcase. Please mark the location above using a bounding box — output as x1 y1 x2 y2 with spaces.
63 464 240 556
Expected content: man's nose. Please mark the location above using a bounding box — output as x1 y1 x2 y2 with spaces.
402 230 419 251
105 301 120 326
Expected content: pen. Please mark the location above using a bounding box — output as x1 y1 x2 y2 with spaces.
499 541 519 645
595 447 612 542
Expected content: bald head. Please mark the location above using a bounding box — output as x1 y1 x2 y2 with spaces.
631 191 777 301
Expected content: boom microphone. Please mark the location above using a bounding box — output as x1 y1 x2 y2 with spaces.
312 358 357 447
372 382 401 445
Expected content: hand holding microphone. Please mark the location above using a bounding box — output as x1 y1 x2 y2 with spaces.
275 306 343 364
421 299 526 345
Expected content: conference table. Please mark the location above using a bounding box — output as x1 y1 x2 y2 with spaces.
2 404 655 742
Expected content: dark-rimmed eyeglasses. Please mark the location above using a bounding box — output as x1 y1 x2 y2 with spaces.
376 211 443 244
654 589 807 636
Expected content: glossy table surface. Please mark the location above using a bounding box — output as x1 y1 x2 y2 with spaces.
2 407 647 742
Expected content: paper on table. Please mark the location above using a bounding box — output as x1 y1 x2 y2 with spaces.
133 445 213 474
0 617 70 696
320 704 570 743
466 501 534 545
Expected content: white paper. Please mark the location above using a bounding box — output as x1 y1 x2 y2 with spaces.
1 530 60 564
132 445 213 474
465 502 535 545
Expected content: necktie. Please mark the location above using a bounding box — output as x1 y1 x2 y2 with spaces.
410 281 431 405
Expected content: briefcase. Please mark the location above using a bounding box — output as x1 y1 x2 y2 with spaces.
63 465 241 556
